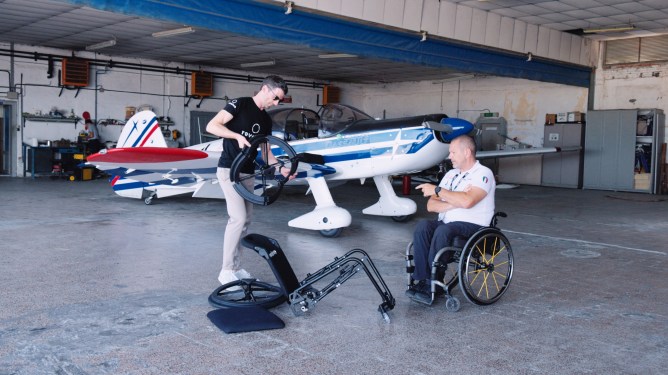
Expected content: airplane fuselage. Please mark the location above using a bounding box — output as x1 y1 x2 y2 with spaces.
286 126 448 181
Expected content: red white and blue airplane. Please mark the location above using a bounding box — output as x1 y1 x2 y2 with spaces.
87 105 568 237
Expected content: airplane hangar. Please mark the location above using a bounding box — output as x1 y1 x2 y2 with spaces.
1 1 667 373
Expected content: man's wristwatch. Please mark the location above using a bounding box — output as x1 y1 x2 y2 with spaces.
434 186 442 197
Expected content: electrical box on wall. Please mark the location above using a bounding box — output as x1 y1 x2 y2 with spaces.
61 58 89 87
191 71 213 97
323 85 340 104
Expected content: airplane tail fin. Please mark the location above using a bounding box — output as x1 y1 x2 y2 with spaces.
116 111 167 148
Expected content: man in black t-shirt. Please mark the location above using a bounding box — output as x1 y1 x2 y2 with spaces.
206 75 290 287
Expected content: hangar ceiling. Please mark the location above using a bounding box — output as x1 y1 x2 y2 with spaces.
0 0 666 84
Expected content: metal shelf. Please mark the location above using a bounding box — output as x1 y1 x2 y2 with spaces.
24 116 80 123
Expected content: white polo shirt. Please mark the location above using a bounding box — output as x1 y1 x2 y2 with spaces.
437 161 495 226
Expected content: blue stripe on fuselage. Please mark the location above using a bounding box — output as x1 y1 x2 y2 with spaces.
276 127 434 162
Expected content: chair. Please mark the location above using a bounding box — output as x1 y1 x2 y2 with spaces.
405 212 514 311
209 233 396 322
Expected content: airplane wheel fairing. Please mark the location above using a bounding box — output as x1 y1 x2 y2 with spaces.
319 228 343 238
208 279 286 309
230 136 299 206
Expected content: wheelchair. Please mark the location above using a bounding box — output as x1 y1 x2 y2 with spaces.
405 212 514 312
209 233 396 323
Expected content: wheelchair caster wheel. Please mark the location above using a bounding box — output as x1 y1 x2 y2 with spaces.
445 296 461 312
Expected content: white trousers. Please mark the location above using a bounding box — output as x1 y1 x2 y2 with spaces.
216 167 254 271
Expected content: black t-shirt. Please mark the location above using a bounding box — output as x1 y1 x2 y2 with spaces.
217 97 272 173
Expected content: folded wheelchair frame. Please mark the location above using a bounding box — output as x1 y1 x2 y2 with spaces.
289 248 395 321
243 233 396 323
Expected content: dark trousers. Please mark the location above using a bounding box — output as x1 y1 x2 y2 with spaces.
412 220 482 281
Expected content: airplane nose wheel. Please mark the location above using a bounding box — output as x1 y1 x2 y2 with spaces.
230 135 299 206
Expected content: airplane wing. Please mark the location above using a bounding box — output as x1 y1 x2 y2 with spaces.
477 146 581 159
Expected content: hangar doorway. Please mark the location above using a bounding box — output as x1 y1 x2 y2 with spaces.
0 103 13 176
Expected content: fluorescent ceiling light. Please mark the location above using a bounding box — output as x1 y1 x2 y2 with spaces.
85 39 117 51
239 60 276 68
318 53 357 59
582 25 635 34
152 26 195 38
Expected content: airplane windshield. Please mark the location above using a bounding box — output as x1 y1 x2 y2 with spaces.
269 108 321 141
318 104 373 137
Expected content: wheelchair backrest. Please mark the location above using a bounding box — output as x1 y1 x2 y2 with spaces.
490 211 507 228
241 234 301 296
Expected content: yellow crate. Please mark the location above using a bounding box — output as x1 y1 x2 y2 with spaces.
634 173 650 190
81 168 93 181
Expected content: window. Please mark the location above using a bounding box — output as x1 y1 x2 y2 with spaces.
605 35 668 65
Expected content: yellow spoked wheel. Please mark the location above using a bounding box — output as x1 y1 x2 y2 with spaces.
458 229 514 305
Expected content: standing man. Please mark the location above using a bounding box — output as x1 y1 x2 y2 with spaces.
206 75 289 286
408 135 496 304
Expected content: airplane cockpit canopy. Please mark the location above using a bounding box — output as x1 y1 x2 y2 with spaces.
268 107 321 141
268 104 375 140
269 104 446 141
318 104 373 137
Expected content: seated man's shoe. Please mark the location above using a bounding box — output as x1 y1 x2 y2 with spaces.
410 290 433 305
405 280 429 297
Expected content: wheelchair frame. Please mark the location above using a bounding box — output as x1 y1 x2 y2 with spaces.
405 212 514 311
209 233 396 322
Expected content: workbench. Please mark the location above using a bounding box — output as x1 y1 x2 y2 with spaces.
22 143 81 179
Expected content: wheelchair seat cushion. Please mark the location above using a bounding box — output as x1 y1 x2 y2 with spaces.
207 306 285 333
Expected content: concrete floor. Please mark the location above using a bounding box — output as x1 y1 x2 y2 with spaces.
0 176 667 374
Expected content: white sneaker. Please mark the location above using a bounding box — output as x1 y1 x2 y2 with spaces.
218 269 241 291
234 268 254 280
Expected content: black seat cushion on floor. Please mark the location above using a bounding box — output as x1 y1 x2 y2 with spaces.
206 306 285 334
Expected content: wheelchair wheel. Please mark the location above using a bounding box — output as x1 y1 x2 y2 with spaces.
458 228 513 306
445 296 461 312
208 279 286 309
230 135 299 206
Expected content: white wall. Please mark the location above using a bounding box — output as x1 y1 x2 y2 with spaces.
0 44 323 175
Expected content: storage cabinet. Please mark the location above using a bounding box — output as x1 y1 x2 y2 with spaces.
583 109 665 194
541 123 584 188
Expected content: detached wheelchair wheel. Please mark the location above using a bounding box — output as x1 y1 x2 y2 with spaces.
458 228 514 306
208 279 286 309
230 135 299 206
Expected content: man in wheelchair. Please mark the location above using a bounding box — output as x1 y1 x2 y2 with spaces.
408 135 496 305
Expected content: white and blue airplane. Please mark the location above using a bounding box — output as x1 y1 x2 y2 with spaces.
87 105 569 237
